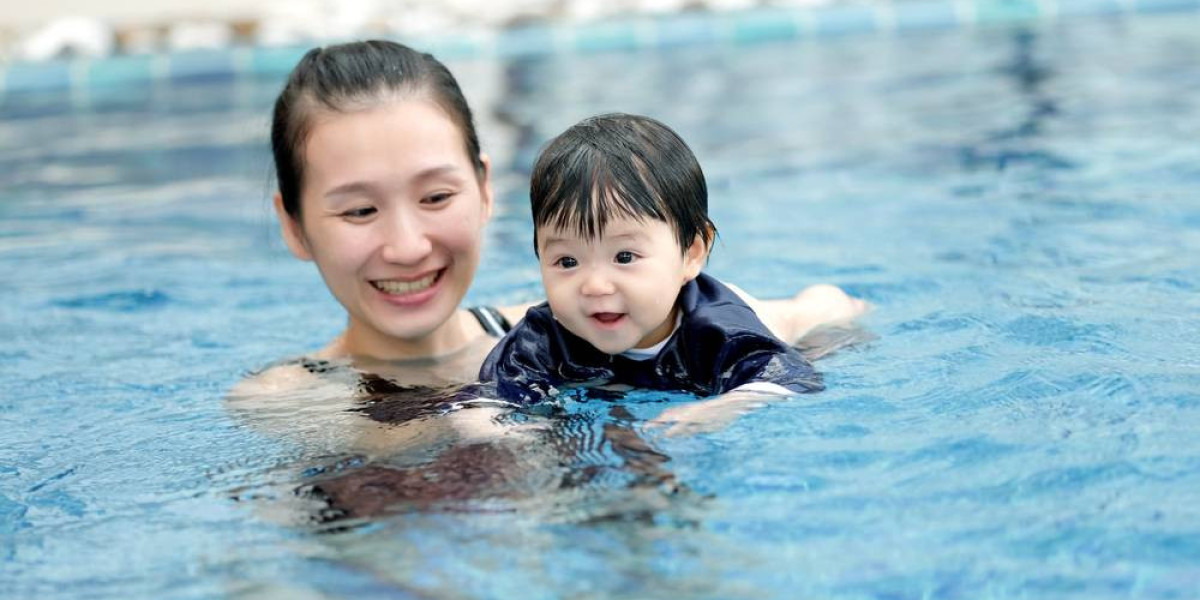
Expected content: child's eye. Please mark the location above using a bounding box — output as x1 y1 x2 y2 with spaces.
614 251 635 264
341 207 377 219
554 256 579 269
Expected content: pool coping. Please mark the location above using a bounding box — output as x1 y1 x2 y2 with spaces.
1 0 1198 98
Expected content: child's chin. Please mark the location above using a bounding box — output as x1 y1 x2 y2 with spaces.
590 340 632 355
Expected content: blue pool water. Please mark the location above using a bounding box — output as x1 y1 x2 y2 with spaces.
3 14 1200 599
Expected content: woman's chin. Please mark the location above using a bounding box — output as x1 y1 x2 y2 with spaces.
374 301 465 346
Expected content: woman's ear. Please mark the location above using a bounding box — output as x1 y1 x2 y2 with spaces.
682 231 711 282
478 153 495 223
273 192 313 261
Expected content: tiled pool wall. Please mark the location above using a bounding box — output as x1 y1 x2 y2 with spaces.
2 0 1199 100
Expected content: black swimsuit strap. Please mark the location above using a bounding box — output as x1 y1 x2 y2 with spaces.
281 307 510 377
468 306 512 338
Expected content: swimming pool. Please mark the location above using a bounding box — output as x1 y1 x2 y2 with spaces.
3 11 1199 599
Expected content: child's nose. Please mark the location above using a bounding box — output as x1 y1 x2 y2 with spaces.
580 268 615 296
379 215 433 265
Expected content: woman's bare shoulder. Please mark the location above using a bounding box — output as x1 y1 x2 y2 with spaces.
225 351 360 415
227 361 320 405
496 302 537 327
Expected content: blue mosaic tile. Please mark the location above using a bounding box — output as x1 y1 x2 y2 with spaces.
573 20 643 53
414 35 488 61
974 0 1044 23
1135 0 1200 13
653 13 724 48
168 49 238 82
3 60 72 92
813 4 880 35
892 0 962 30
495 26 559 57
5 1 1200 96
730 9 803 44
84 54 155 87
250 46 309 76
1056 0 1130 16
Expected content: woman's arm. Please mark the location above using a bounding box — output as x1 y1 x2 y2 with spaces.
226 362 518 457
648 386 782 436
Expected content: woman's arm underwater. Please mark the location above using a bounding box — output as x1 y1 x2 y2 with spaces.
647 385 787 437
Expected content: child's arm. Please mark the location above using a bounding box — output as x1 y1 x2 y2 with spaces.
496 284 867 345
723 282 870 344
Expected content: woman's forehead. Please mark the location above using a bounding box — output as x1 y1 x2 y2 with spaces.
303 101 473 182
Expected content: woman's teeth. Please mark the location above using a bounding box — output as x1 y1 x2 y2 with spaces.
373 273 437 295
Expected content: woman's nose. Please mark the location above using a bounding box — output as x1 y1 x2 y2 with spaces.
379 214 433 265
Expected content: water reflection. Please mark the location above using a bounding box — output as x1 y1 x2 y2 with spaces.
959 29 1073 172
299 385 697 529
227 356 708 533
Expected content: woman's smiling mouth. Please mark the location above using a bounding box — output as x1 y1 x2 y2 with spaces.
371 270 441 296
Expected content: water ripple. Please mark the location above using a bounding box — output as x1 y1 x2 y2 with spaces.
50 289 171 312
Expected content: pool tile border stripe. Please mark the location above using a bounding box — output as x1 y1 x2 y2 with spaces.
2 0 1198 97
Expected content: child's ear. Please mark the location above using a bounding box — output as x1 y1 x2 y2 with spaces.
274 192 313 261
682 232 711 282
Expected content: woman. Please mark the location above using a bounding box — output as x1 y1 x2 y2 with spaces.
229 40 866 451
224 40 868 526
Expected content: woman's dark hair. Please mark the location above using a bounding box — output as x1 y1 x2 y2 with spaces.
529 113 715 255
271 40 484 218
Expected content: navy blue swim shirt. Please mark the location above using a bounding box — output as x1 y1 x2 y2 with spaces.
479 273 824 403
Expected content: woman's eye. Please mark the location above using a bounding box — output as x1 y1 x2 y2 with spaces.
555 256 579 269
423 192 454 205
341 207 376 219
614 251 635 264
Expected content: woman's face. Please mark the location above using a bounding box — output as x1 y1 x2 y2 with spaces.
278 98 493 357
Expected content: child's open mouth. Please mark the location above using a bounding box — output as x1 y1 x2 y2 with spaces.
590 312 625 326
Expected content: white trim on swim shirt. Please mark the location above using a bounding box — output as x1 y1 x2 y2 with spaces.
616 312 795 397
619 311 683 361
730 381 795 396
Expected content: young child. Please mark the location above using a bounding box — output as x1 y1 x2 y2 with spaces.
479 113 824 404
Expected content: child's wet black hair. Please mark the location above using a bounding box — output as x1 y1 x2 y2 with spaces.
529 113 716 254
271 40 483 219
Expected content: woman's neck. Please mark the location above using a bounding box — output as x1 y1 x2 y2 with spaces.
324 310 481 362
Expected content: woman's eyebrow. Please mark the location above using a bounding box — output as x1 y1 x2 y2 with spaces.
412 164 465 183
324 181 378 200
323 165 465 200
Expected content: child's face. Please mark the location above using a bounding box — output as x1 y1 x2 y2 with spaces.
537 215 707 355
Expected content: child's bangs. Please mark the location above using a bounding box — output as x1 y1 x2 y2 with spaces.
538 152 667 242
